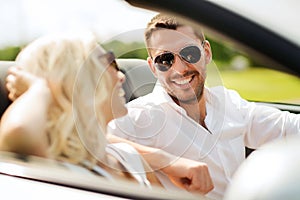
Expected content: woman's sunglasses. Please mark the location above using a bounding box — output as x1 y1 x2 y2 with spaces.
98 51 120 71
153 45 201 72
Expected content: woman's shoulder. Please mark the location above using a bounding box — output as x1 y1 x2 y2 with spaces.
106 143 151 188
106 143 145 173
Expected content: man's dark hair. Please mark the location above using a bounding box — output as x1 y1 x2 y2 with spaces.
144 13 205 56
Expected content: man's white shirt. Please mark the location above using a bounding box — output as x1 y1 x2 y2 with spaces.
108 82 300 200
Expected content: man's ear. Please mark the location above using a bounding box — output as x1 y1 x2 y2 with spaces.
203 40 212 64
147 57 158 78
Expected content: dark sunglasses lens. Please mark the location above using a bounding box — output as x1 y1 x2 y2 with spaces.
180 46 201 64
106 51 120 71
111 60 120 71
154 52 174 72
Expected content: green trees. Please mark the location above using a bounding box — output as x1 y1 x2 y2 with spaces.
0 46 21 61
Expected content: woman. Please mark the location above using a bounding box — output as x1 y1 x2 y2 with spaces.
0 32 160 187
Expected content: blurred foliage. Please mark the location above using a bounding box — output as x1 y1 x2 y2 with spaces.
0 46 21 61
2 37 242 65
102 40 148 60
207 36 237 62
1 38 299 104
221 68 300 104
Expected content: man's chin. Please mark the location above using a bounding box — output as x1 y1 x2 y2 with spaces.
178 98 199 105
171 94 199 105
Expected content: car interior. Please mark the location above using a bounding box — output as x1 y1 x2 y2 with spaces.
0 0 299 199
116 58 157 103
0 151 202 200
0 58 288 159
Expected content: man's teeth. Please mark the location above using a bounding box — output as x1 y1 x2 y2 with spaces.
174 77 192 85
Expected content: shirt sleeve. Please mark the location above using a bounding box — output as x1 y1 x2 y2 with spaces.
245 104 300 148
107 105 163 147
107 115 133 139
225 88 300 148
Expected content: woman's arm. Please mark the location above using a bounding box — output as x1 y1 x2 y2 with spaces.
0 67 52 157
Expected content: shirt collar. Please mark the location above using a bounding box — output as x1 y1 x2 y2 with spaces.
151 83 226 135
151 81 173 104
151 81 188 115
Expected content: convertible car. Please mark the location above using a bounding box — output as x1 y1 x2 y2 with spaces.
0 0 299 199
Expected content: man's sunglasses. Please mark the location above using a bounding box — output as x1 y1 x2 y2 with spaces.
153 45 201 72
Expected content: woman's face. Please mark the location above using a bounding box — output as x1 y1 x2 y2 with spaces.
95 46 127 124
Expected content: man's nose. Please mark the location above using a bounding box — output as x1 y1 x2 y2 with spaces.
171 55 189 74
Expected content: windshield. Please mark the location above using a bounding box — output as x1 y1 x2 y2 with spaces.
210 0 300 47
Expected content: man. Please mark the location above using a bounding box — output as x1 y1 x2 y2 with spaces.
108 14 300 200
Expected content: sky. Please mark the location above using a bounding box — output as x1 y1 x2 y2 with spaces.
1 0 299 48
0 0 157 48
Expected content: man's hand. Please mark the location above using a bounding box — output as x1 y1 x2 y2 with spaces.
161 156 214 195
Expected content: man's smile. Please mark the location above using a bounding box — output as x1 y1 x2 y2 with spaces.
171 74 196 89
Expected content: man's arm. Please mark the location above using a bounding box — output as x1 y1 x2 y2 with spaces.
107 134 214 195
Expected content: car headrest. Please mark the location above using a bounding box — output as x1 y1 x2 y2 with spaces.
0 61 14 118
0 59 156 118
116 58 157 102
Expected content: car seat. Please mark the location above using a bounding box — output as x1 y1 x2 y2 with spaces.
116 58 157 102
0 61 14 118
0 59 156 118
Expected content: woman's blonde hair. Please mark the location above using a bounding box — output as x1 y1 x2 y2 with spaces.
15 32 112 166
